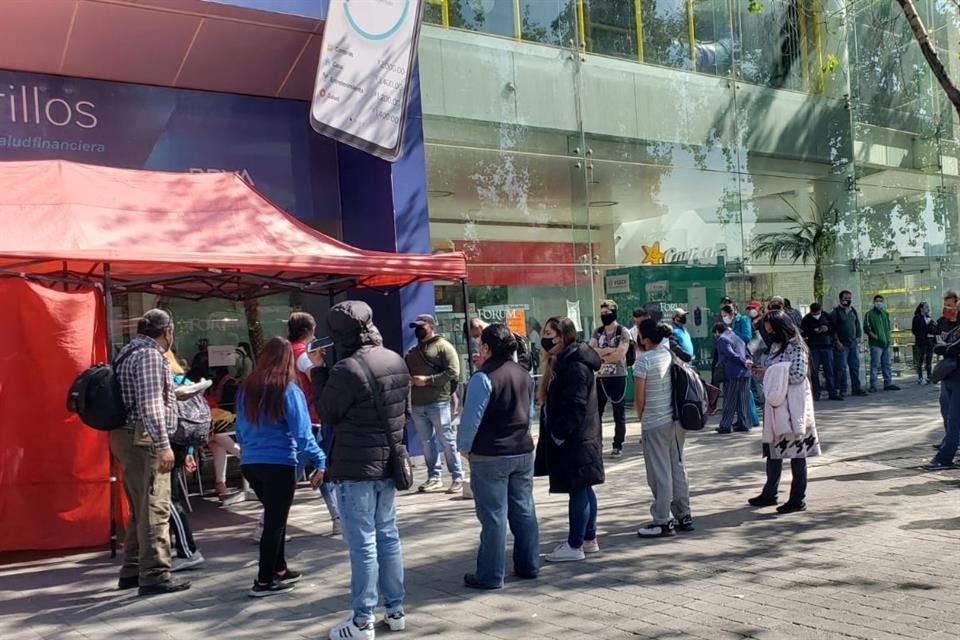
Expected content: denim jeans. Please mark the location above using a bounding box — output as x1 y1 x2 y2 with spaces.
761 454 808 505
411 401 463 481
934 379 960 465
338 479 405 625
469 453 540 587
833 341 862 394
810 346 837 399
568 485 598 549
869 345 893 389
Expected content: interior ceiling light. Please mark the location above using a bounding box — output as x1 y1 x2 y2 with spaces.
589 200 618 208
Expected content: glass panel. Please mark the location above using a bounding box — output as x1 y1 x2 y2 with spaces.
420 20 593 374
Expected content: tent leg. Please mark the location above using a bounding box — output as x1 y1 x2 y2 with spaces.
461 278 474 375
104 265 119 559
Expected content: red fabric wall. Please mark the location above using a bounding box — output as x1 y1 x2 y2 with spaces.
0 279 110 551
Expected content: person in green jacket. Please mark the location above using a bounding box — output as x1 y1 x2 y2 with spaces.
863 295 900 392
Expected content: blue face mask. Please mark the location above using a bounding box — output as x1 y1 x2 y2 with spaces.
875 302 885 311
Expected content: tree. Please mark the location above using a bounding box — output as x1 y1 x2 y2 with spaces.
752 198 839 303
243 298 264 357
894 0 960 119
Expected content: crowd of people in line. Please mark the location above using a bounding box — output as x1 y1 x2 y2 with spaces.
106 285 960 639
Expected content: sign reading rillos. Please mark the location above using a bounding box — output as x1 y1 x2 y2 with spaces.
311 0 424 161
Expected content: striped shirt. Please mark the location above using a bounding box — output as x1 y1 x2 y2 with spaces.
633 340 673 431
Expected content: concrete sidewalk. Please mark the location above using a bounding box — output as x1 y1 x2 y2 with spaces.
2 382 958 640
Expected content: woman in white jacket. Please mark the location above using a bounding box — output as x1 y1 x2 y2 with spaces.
748 310 820 514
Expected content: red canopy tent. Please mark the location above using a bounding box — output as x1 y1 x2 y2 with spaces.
0 160 468 553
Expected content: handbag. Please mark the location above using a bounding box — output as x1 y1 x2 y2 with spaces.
931 357 958 384
356 356 414 491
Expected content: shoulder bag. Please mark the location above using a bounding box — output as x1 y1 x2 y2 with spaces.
356 355 414 491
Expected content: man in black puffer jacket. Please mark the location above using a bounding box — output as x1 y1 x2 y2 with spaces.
315 301 410 639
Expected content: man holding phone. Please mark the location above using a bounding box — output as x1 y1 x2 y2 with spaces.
406 314 464 494
288 312 341 535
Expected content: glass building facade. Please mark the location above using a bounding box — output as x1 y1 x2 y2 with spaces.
419 0 960 369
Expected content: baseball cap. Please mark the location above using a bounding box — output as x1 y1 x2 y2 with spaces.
746 300 762 310
409 314 437 329
673 307 687 316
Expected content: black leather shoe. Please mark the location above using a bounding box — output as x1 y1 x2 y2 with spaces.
776 501 807 514
514 570 539 580
748 494 778 507
118 576 139 590
138 578 191 596
463 573 501 590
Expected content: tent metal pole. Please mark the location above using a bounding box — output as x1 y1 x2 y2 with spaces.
104 264 119 559
461 278 474 375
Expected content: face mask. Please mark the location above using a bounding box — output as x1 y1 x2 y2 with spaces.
414 327 428 341
601 312 616 326
722 315 733 325
540 337 557 352
748 309 759 319
841 299 851 307
944 307 958 322
874 302 885 311
676 315 687 325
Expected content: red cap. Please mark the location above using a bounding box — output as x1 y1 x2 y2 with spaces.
746 300 762 310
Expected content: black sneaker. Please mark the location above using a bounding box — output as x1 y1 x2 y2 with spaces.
925 459 957 470
776 501 807 514
138 578 191 596
249 579 296 598
463 573 502 590
118 576 139 590
610 447 623 457
637 522 677 538
276 569 302 584
852 390 868 397
884 384 901 391
733 425 751 433
716 427 732 434
676 515 695 532
868 387 878 393
748 494 778 507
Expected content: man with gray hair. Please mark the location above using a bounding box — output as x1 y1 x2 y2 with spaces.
111 309 191 596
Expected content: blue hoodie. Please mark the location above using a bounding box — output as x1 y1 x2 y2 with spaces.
236 383 325 469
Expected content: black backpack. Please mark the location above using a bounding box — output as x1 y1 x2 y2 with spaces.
514 332 533 371
66 347 140 431
670 354 708 431
171 392 212 447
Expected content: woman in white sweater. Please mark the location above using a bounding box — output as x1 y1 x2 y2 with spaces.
747 310 820 514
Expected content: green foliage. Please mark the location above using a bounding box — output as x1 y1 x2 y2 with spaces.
822 54 841 75
747 1 764 15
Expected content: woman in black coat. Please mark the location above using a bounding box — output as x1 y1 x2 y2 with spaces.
534 317 605 563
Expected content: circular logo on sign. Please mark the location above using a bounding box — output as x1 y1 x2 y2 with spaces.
344 0 409 41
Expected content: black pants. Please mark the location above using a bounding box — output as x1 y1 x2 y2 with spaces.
761 448 807 505
597 376 627 449
169 470 197 558
242 463 296 583
916 341 934 380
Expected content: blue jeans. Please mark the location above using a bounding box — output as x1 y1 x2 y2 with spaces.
317 424 339 521
810 346 837 399
469 453 540 587
411 401 463 481
834 341 862 394
337 480 404 625
568 485 598 549
935 379 960 464
869 345 893 389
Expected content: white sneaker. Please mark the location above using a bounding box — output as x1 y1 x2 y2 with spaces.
171 551 205 572
383 612 406 632
582 538 600 554
329 616 375 640
545 542 585 563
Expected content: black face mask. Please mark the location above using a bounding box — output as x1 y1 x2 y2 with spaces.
676 315 687 325
540 337 557 352
601 312 616 326
414 327 429 341
841 299 851 307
